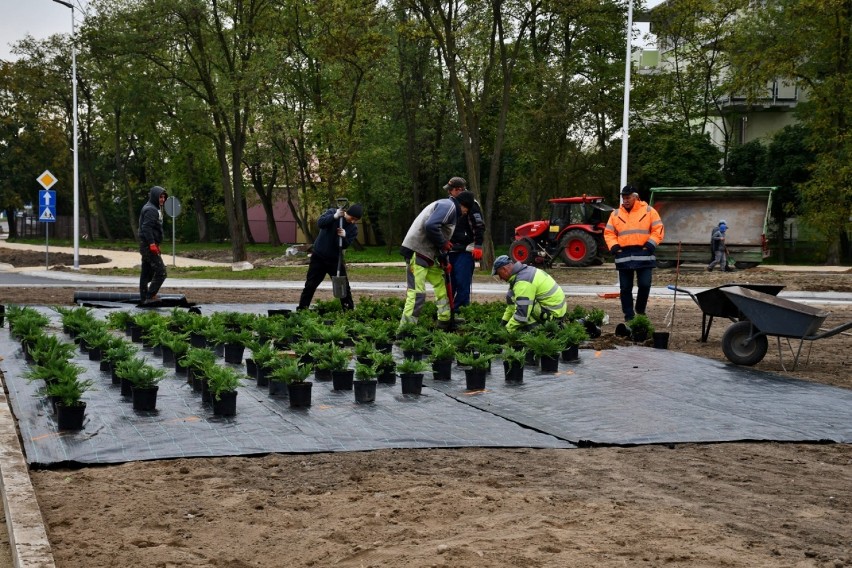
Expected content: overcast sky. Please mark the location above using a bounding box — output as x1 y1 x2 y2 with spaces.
1 0 663 62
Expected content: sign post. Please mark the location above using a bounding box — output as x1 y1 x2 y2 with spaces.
37 171 58 270
164 196 182 267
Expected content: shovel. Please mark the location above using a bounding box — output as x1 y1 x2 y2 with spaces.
440 255 456 330
331 199 349 299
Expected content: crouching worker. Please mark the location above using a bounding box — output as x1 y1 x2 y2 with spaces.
492 255 567 332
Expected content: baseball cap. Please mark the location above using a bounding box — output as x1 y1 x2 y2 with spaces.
443 176 467 192
620 185 636 196
491 254 513 275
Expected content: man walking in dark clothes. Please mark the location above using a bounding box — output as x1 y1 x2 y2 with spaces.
298 203 363 311
138 185 168 304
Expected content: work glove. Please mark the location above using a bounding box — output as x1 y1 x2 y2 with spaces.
440 241 453 253
471 245 483 261
336 228 346 237
149 243 161 255
334 208 345 219
644 242 656 253
437 252 450 267
609 244 622 255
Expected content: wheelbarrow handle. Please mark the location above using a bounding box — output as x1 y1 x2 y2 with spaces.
667 285 698 301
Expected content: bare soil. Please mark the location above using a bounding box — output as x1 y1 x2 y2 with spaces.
3 250 851 567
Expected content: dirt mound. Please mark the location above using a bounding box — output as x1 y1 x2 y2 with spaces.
0 248 110 267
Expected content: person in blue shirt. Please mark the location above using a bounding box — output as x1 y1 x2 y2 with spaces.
298 203 363 311
707 220 729 272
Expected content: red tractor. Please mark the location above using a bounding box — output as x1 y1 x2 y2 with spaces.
509 196 614 267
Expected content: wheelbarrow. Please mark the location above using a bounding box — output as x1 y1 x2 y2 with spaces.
667 283 785 342
719 286 852 370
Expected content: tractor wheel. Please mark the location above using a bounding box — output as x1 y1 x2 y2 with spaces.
721 321 768 366
509 239 535 265
560 230 597 267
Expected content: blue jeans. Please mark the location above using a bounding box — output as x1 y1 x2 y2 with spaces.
618 267 653 320
448 251 474 311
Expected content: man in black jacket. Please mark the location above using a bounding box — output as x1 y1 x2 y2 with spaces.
298 203 363 311
444 177 485 312
138 185 168 304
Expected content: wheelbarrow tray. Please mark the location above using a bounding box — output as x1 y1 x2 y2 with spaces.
720 286 829 338
689 283 785 318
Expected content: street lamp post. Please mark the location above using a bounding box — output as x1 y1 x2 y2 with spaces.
620 0 634 190
51 0 80 270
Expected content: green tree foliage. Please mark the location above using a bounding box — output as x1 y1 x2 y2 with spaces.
628 123 724 194
729 0 852 263
644 0 748 161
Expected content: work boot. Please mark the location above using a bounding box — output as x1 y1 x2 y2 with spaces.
436 320 453 331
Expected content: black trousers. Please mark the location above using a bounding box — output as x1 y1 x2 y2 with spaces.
298 254 354 310
139 248 167 301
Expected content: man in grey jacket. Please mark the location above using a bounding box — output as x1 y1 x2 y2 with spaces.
138 185 167 304
398 188 475 331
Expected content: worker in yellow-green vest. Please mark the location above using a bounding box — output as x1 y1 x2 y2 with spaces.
492 255 567 332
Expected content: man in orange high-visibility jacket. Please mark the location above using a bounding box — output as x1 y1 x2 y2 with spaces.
603 185 665 322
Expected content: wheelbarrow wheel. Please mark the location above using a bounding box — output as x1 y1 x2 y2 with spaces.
721 321 768 366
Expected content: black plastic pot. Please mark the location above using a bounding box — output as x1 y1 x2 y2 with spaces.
288 382 313 408
400 373 423 395
99 359 111 372
56 401 86 430
332 369 355 391
88 348 103 361
223 343 245 364
464 368 487 391
353 380 377 403
256 366 270 388
268 379 287 396
245 358 258 378
561 344 579 362
377 368 397 385
525 350 539 367
120 377 133 397
189 332 206 348
161 346 175 367
315 369 332 382
540 354 559 372
432 359 453 381
652 331 670 349
132 386 159 411
212 390 238 416
503 361 524 383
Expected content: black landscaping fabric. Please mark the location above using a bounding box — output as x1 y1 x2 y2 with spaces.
2 306 851 468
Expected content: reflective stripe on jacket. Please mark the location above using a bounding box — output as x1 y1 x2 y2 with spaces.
502 264 567 331
603 200 664 270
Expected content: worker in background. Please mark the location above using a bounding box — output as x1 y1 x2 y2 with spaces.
707 219 730 272
398 187 476 331
297 203 363 311
603 185 665 322
492 255 567 332
445 177 485 312
138 185 168 305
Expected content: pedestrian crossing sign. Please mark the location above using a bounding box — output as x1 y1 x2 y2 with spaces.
39 208 56 222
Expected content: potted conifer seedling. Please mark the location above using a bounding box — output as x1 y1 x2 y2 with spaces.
397 358 428 395
456 352 494 391
501 347 527 383
353 363 378 403
369 351 397 385
205 365 243 416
